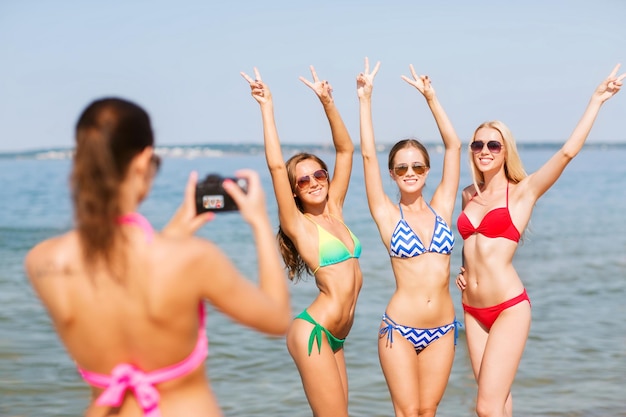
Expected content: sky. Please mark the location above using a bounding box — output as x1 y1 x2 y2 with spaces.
1 0 625 152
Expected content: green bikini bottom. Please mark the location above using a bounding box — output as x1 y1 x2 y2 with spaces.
295 309 345 355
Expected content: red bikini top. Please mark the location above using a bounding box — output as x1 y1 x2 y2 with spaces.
456 183 521 243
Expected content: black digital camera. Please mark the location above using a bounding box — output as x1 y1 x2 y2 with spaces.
195 174 248 213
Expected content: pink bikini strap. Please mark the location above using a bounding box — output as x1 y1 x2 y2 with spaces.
78 303 207 417
117 212 155 243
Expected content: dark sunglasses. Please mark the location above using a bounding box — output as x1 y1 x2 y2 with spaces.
393 162 427 177
296 169 329 189
150 154 162 174
470 140 503 154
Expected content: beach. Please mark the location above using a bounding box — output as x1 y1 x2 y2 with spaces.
1 144 625 416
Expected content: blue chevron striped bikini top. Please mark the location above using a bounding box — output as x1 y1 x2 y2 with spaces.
390 203 455 258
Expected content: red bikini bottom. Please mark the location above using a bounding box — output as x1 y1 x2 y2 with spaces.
462 289 530 330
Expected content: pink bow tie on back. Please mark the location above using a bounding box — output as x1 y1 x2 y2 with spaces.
87 363 162 417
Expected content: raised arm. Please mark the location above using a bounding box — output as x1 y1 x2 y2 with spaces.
401 65 462 220
199 169 291 335
241 68 303 233
300 66 354 210
357 58 391 224
524 64 625 201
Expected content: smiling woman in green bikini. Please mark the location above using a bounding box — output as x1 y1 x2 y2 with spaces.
242 66 362 417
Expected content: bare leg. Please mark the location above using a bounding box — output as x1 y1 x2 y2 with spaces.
465 302 530 417
379 325 455 417
287 318 349 417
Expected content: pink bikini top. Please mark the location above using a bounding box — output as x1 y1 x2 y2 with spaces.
77 213 208 417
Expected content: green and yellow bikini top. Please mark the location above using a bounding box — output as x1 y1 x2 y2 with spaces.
304 214 362 275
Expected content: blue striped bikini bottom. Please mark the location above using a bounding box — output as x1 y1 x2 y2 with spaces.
379 313 461 354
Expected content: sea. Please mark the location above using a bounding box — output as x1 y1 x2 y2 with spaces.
1 142 625 417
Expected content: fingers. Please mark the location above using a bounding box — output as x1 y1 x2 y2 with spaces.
240 71 254 83
240 69 264 87
309 65 319 82
455 266 467 291
234 168 259 188
608 63 621 79
161 171 215 237
455 274 467 291
606 64 625 90
299 75 314 89
222 177 246 205
192 211 216 229
300 65 329 90
363 57 380 77
185 171 215 228
223 169 261 206
185 171 199 202
371 60 381 77
409 63 418 80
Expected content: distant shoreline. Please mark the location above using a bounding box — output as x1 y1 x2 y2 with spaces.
2 142 626 160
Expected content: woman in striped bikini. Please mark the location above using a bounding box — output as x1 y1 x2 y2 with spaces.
357 58 462 417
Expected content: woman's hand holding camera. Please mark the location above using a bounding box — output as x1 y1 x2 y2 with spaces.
162 171 215 238
223 170 269 226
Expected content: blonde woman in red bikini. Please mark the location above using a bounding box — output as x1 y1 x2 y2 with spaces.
455 64 625 417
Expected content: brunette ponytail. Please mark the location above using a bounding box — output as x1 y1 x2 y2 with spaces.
71 98 154 267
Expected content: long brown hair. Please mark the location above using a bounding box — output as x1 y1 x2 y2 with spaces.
277 153 329 281
71 98 154 270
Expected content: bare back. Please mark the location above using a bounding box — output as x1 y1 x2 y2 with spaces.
26 227 232 416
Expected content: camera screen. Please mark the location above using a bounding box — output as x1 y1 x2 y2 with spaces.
202 195 225 210
195 174 247 213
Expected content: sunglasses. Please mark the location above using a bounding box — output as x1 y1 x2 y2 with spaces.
150 153 162 174
296 169 329 189
393 162 428 177
470 140 503 154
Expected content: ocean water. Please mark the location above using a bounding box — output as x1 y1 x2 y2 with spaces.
0 143 625 417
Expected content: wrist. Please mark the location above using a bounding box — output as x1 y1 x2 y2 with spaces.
320 98 335 108
588 95 604 106
249 212 271 228
425 95 438 104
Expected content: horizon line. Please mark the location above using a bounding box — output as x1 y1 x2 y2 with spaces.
2 140 626 158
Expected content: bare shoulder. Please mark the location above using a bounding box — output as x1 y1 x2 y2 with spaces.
461 183 477 198
462 183 476 194
25 232 78 281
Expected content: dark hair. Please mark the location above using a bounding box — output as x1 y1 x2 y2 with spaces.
387 139 430 171
71 98 154 269
277 152 329 281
